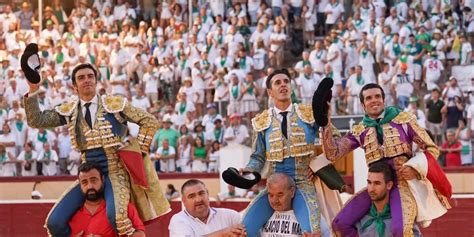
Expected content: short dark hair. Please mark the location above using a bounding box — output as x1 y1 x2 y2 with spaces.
71 63 98 85
368 162 394 183
181 179 206 194
359 83 385 103
77 162 103 177
266 68 291 89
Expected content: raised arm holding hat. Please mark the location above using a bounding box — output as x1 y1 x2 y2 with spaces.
224 69 344 236
21 44 170 236
316 82 452 236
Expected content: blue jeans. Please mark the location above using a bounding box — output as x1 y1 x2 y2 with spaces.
290 6 302 17
272 7 282 17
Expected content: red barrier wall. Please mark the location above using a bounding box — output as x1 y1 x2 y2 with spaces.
0 198 473 236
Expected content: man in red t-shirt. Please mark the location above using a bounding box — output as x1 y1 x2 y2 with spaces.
69 163 145 237
440 129 462 167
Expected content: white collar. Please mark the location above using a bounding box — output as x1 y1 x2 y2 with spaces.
80 94 99 107
274 103 293 115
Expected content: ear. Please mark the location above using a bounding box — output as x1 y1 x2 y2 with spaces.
72 83 78 92
266 88 273 98
386 181 394 191
290 186 296 198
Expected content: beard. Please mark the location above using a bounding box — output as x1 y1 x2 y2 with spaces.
84 185 104 201
369 190 388 202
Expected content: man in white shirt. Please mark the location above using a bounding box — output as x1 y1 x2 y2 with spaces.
156 139 176 173
260 173 329 236
324 0 344 33
142 67 159 105
109 65 128 96
325 37 342 79
41 20 61 45
423 52 444 91
309 41 327 74
297 65 321 104
202 103 223 135
113 0 127 22
225 26 245 60
224 113 250 145
131 86 150 111
250 23 271 47
0 5 17 33
391 63 414 110
214 48 232 71
269 24 287 67
384 7 401 33
460 34 472 65
345 65 368 114
57 127 72 175
169 179 245 236
378 63 396 106
294 51 315 74
38 142 59 176
209 0 225 18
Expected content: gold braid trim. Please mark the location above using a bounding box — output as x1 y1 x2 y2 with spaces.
435 189 452 210
295 103 315 124
55 99 79 116
102 95 127 113
408 117 440 159
392 111 415 124
394 156 417 237
251 109 271 132
351 123 365 137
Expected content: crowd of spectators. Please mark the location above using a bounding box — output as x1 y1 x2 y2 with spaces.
0 0 474 177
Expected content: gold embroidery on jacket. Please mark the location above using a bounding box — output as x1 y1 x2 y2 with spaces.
266 113 313 162
252 109 271 132
295 103 315 124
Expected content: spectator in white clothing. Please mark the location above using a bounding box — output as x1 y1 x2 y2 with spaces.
38 143 59 176
224 113 250 145
0 144 16 176
131 86 151 111
156 139 176 173
0 123 17 158
168 179 245 236
17 142 38 177
57 127 72 175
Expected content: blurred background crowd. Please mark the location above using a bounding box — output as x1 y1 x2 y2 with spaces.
0 0 473 177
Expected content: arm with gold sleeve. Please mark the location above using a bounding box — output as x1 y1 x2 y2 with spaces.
406 117 439 159
121 103 159 153
23 94 67 128
320 124 361 162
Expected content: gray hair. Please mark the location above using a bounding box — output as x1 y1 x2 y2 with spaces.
267 173 295 190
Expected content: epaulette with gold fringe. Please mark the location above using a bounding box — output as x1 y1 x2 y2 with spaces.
102 95 127 113
351 123 366 137
295 103 315 124
251 109 271 132
392 111 415 124
55 100 79 116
